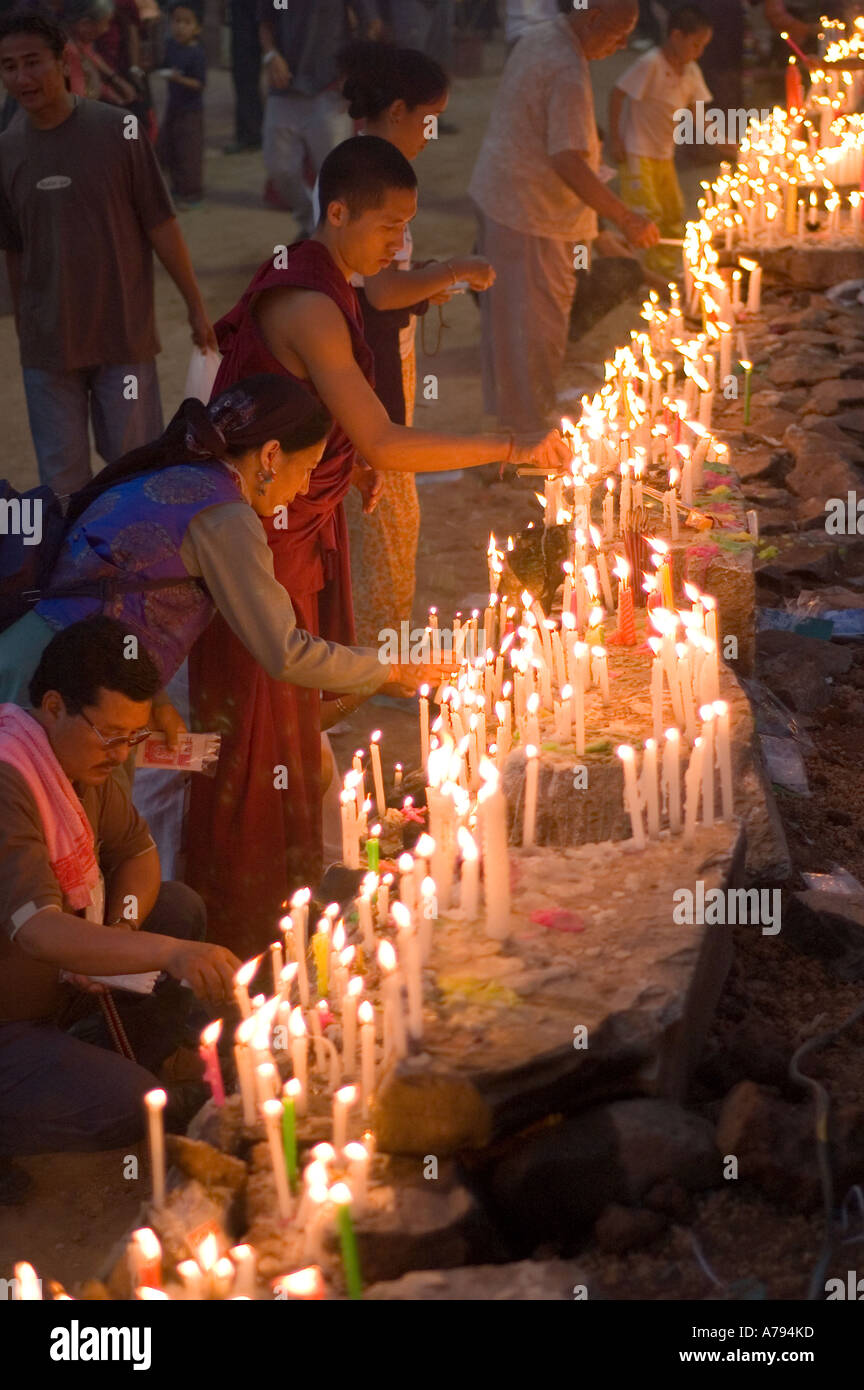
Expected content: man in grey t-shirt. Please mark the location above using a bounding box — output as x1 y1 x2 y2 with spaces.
0 10 216 496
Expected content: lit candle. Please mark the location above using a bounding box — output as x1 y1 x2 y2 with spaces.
740 359 753 426
366 823 380 874
359 1000 375 1115
177 1260 204 1300
289 1007 308 1113
603 476 615 540
398 851 416 913
262 1098 293 1221
357 881 376 955
369 730 386 816
288 889 311 1008
344 1141 370 1215
617 745 646 849
273 1266 327 1301
145 1088 167 1210
378 940 407 1060
477 760 511 939
663 727 682 833
282 1078 300 1194
392 901 424 1039
420 684 430 766
592 646 610 703
330 1183 363 1301
342 975 363 1078
642 738 661 839
234 1018 257 1126
128 1228 162 1292
712 699 734 820
255 1060 280 1106
229 1245 257 1300
313 917 331 998
522 744 539 848
199 1020 225 1107
699 704 716 829
233 956 260 1020
378 872 392 926
457 825 480 917
332 1083 358 1152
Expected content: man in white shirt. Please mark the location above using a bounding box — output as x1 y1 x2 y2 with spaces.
610 5 712 274
469 0 659 433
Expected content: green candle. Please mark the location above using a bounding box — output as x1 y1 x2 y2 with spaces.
331 1184 363 1300
281 1082 300 1194
741 360 752 426
366 827 380 873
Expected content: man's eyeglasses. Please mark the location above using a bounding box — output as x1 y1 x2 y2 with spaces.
78 710 152 750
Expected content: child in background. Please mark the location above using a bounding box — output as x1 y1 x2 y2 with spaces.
155 0 205 207
609 6 712 278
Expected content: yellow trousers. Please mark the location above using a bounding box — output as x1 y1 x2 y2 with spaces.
618 156 684 278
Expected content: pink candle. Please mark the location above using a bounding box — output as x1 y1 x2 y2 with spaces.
199 1020 225 1107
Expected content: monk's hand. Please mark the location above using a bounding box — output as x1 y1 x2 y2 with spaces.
266 51 292 91
352 461 384 514
450 255 496 292
151 698 187 751
165 941 242 1007
620 209 660 250
510 429 572 475
189 300 218 352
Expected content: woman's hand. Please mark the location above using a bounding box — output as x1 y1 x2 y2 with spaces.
510 429 573 474
150 699 187 750
380 662 449 697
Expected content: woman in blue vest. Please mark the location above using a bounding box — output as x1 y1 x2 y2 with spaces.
0 373 420 715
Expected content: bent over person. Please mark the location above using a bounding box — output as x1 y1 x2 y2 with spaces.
0 618 240 1159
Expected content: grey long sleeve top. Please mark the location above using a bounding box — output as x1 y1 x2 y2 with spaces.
179 501 387 697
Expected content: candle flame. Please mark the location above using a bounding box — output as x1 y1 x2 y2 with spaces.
200 1020 222 1048
358 1000 374 1024
377 940 397 972
234 955 262 989
289 1007 307 1039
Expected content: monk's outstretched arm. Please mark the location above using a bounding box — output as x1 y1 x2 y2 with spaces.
259 291 571 474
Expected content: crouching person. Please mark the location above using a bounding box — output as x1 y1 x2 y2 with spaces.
0 616 241 1158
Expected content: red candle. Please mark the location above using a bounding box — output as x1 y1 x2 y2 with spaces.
199 1020 225 1107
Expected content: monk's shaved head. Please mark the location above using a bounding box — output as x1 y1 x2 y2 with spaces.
567 0 639 59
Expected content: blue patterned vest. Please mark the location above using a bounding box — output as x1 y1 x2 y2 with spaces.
36 464 242 685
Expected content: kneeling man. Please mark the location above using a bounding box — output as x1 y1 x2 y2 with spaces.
0 616 240 1158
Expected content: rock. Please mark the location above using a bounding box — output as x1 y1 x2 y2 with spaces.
644 1178 695 1221
757 629 853 713
829 408 864 440
782 425 864 501
773 330 840 349
756 247 864 292
696 1015 791 1093
731 445 793 486
783 890 864 980
349 1157 508 1284
777 388 810 412
715 1081 819 1210
165 1135 247 1191
767 350 844 389
594 1203 667 1253
484 1100 721 1251
805 378 864 416
364 1258 593 1300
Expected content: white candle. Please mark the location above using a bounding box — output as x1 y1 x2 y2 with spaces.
592 646 610 703
522 745 539 848
398 852 416 913
343 1141 370 1215
359 1000 376 1115
420 685 430 766
256 1060 280 1106
289 1007 308 1114
617 746 646 849
457 825 480 917
683 736 703 846
713 699 734 820
229 1245 257 1301
369 731 386 816
378 940 407 1060
287 889 311 1008
234 1019 257 1126
650 644 664 744
357 884 375 955
128 1228 162 1293
677 643 698 744
477 760 511 939
262 1098 292 1220
342 975 362 1078
699 704 716 828
378 872 392 926
177 1260 205 1300
663 727 682 833
603 477 615 540
392 901 424 1040
332 1083 357 1152
642 739 661 839
145 1089 167 1210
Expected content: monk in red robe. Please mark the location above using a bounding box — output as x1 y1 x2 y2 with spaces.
188 136 569 958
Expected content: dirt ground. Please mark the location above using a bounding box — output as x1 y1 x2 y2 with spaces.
0 39 723 1290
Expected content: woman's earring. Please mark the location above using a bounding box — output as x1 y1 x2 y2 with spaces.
255 467 275 496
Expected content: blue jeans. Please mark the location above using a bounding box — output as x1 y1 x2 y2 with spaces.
0 882 209 1156
22 360 164 499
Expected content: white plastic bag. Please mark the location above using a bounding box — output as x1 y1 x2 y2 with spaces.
183 347 222 403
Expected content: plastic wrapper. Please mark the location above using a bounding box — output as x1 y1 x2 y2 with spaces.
136 731 221 776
